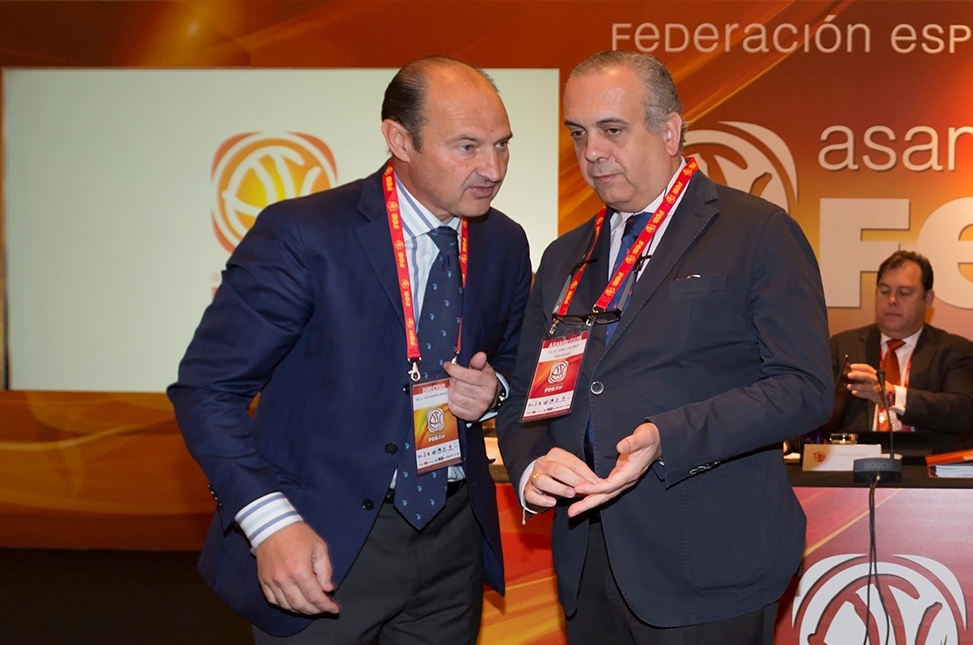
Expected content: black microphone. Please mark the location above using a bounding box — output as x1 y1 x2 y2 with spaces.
876 369 897 461
853 367 902 483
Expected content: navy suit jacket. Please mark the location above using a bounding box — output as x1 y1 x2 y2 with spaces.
497 172 832 627
831 324 973 453
169 166 531 636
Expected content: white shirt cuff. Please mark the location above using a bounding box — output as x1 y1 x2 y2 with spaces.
890 385 907 414
518 459 539 512
479 373 510 422
235 492 304 551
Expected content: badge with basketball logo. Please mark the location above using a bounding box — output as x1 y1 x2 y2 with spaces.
522 329 589 422
411 378 461 474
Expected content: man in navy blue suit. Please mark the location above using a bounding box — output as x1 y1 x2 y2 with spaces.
498 50 832 644
169 56 531 643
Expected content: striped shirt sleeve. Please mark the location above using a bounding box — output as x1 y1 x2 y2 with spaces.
235 492 304 551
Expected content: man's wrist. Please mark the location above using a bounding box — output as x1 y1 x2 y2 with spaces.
236 492 304 552
490 375 508 411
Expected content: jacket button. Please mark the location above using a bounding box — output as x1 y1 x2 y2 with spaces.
385 443 398 455
590 381 604 394
362 499 374 511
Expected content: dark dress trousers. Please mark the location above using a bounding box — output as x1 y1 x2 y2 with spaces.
497 171 833 627
831 324 973 452
168 166 532 636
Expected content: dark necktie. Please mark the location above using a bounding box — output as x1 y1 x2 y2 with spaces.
878 338 905 432
605 212 651 340
396 226 461 529
585 212 651 468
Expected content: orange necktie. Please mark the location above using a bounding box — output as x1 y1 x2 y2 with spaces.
878 339 905 431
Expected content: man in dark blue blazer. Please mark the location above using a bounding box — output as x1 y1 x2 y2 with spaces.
169 57 531 643
497 51 832 644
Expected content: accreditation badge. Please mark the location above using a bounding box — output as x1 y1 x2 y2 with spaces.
521 328 589 422
411 377 462 475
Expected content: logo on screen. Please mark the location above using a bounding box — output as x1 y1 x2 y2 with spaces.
211 132 337 252
685 122 797 213
792 553 968 644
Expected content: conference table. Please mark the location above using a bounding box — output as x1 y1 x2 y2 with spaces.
483 460 973 645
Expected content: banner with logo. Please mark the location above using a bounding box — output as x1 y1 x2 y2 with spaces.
783 487 973 645
487 485 973 645
3 68 558 392
1 7 972 641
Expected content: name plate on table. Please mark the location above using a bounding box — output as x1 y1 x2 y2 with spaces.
802 444 881 471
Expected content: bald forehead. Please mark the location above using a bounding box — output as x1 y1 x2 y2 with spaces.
424 61 495 94
568 64 644 99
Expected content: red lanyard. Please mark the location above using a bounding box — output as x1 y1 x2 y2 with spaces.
556 158 697 316
382 162 468 380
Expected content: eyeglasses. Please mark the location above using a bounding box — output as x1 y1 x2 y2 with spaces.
548 308 621 336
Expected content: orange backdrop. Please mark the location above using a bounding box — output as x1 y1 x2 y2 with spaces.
1 0 971 564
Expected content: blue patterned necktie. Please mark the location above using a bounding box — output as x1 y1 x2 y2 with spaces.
585 211 651 469
396 226 462 529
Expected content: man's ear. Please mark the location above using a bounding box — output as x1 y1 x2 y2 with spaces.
924 288 936 310
663 114 682 155
382 119 413 162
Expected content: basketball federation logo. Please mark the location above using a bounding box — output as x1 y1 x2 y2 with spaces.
427 408 446 433
685 122 797 213
548 360 569 384
211 132 337 252
792 553 968 644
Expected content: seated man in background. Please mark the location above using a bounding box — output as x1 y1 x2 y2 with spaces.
832 250 973 454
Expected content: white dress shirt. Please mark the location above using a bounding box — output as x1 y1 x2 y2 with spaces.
873 326 922 430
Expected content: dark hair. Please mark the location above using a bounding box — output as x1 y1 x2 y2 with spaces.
381 56 497 152
570 50 687 150
877 250 934 292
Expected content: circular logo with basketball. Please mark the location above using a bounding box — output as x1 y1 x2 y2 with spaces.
427 408 446 433
685 121 797 213
548 360 569 384
211 132 337 252
792 553 967 644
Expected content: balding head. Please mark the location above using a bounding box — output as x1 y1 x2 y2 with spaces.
570 50 687 151
380 56 512 222
382 56 499 151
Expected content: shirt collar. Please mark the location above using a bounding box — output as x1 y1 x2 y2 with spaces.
880 326 923 351
394 175 461 240
612 157 688 227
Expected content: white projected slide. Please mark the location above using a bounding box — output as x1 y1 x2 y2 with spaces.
3 68 559 392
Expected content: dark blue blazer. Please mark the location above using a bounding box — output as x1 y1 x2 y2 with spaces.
497 172 832 627
169 166 532 636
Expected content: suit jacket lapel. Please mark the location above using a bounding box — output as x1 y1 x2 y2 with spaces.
605 173 719 350
865 326 882 367
460 217 487 365
581 213 615 316
557 215 611 381
865 326 882 422
356 167 405 332
906 326 933 390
